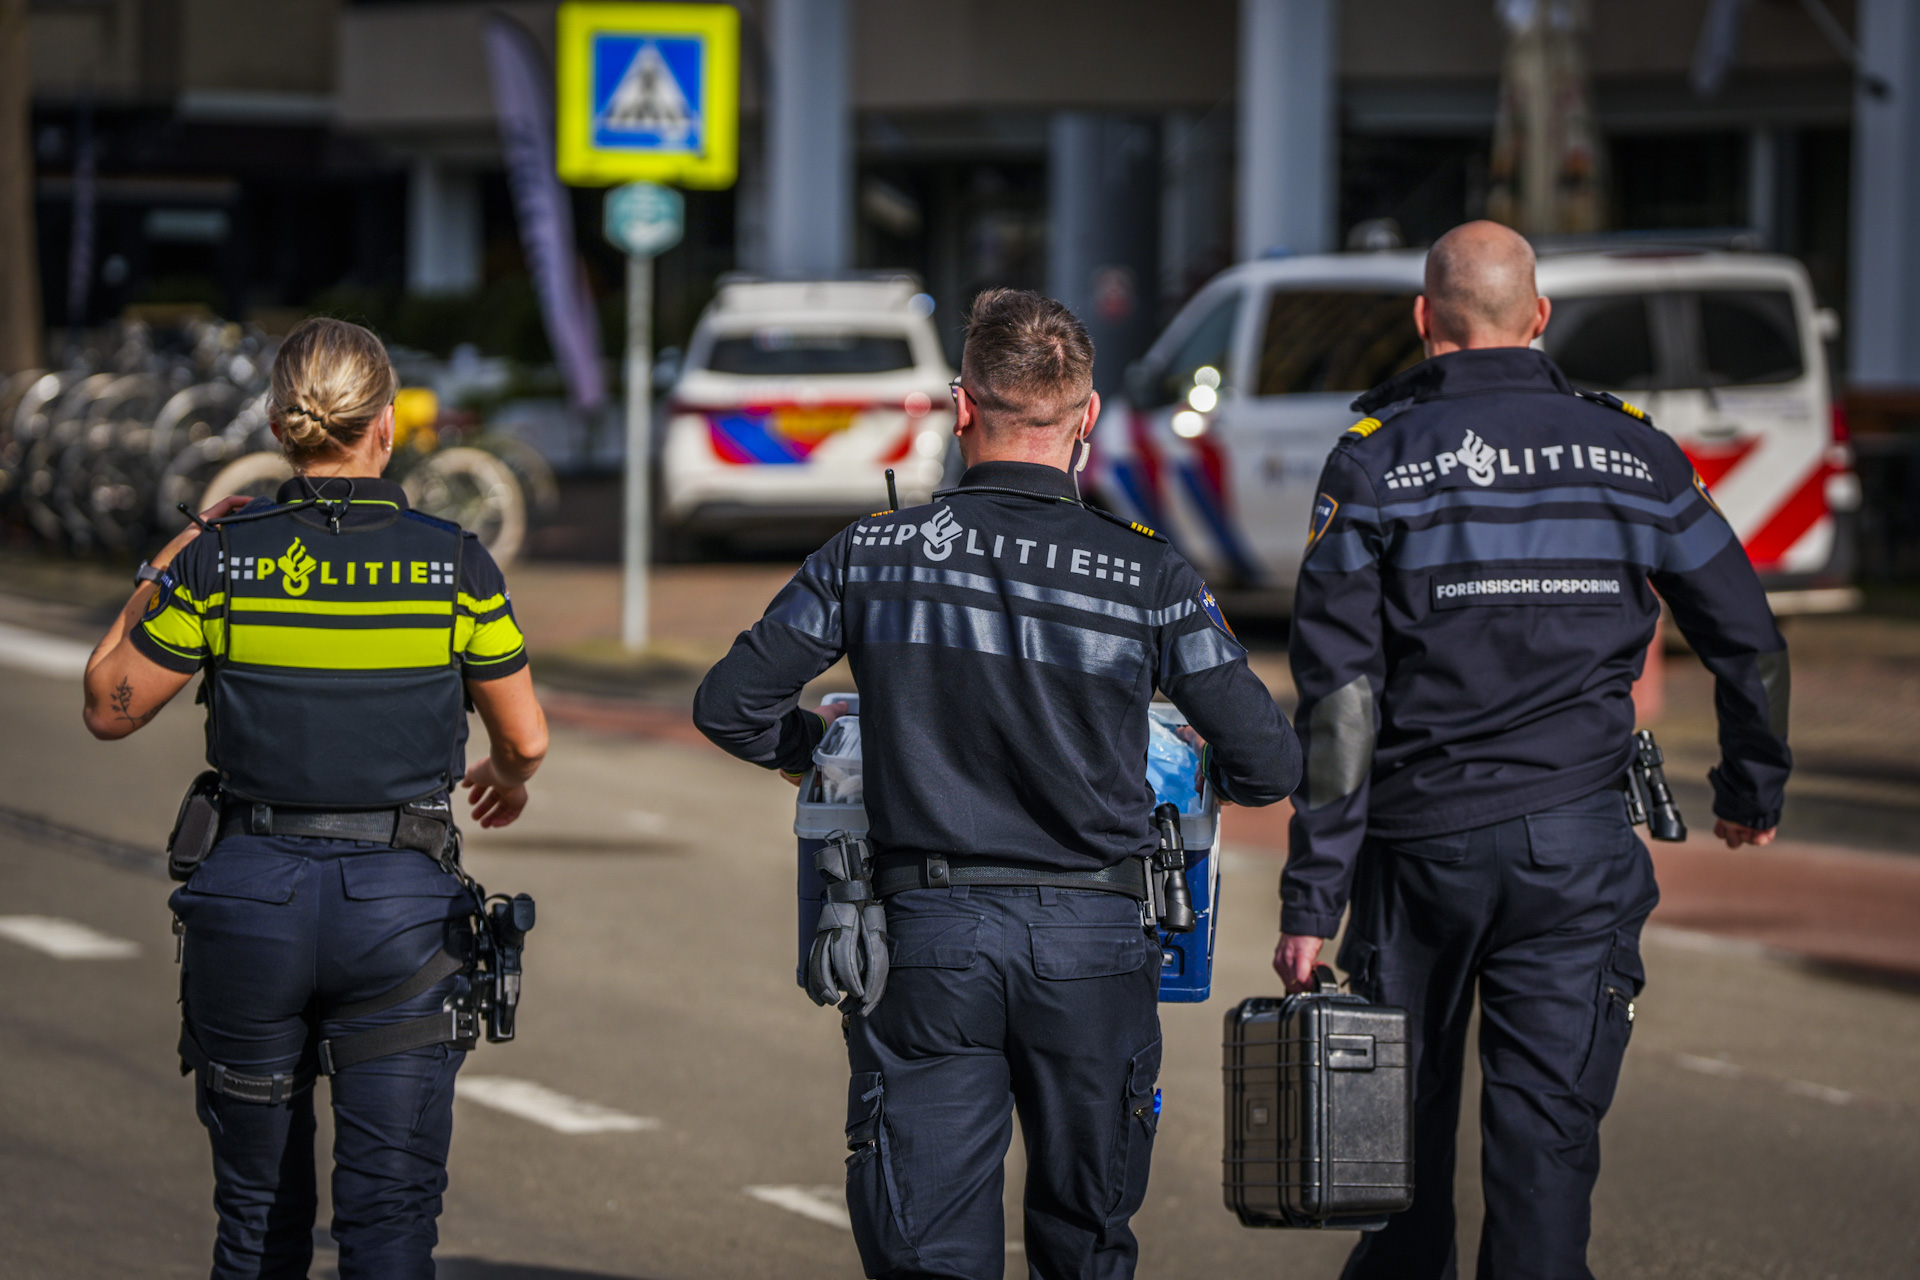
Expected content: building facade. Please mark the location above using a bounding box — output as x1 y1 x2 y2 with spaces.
20 0 1912 385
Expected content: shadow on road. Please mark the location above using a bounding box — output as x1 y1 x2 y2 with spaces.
439 1262 665 1280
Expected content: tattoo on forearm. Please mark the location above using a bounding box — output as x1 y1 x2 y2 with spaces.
111 677 156 727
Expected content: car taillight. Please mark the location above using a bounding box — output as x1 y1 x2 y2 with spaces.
1828 401 1855 470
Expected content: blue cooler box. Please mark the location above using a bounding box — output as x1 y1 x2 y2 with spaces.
792 699 1223 1002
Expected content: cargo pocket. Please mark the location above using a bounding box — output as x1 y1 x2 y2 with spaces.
844 1071 919 1274
175 848 304 904
1030 923 1153 980
339 852 466 900
1104 1038 1162 1226
1575 931 1645 1112
1527 789 1636 866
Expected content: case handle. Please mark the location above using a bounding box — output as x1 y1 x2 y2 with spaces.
1326 1033 1375 1071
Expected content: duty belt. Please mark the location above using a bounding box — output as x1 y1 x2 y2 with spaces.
216 802 451 858
872 853 1149 901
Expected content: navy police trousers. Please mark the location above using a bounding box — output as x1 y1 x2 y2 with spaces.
844 885 1162 1280
170 835 471 1280
1337 787 1660 1280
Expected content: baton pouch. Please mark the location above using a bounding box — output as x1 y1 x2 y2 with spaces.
167 771 223 882
1223 968 1413 1229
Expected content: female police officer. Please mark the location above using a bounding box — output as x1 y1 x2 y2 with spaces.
80 317 547 1279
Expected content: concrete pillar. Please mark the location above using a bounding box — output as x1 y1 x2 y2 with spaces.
1237 0 1338 261
1049 113 1160 397
1746 127 1777 249
406 158 482 296
1163 109 1232 307
1850 0 1920 386
765 0 850 278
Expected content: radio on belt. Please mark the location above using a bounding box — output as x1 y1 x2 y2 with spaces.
790 697 1225 1003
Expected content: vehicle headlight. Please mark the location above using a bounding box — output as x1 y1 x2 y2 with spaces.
1171 410 1207 439
1187 384 1218 413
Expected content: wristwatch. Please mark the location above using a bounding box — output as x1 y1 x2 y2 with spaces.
133 560 169 588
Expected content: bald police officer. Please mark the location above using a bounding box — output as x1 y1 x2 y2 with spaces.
1276 222 1791 1280
696 289 1300 1280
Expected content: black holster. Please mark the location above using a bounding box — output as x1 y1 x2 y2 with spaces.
167 771 223 882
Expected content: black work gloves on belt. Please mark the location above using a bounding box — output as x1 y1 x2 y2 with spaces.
808 833 890 1016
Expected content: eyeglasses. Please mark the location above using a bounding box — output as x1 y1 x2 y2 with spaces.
947 376 965 405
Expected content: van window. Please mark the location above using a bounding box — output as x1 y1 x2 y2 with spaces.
1699 290 1802 386
1254 291 1423 397
1139 294 1240 409
706 329 916 376
1543 295 1658 390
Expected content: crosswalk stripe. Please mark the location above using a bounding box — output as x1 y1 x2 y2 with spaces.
0 623 92 680
744 1185 851 1230
454 1075 659 1134
0 915 140 959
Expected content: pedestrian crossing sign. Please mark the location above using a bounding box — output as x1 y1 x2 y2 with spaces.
556 3 739 189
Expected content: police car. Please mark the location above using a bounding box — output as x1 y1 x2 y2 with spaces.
661 276 957 548
1091 247 1860 613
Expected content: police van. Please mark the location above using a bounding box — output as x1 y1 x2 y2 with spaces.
661 276 956 549
1090 247 1860 613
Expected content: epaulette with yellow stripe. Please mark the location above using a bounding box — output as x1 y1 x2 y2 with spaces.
1088 505 1169 542
1345 416 1385 439
1575 387 1656 428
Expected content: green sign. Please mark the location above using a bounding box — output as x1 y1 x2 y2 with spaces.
604 181 684 258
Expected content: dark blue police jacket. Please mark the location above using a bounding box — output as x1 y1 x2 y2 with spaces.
694 460 1301 872
1282 347 1791 938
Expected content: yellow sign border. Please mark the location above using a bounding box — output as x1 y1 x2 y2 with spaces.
556 2 739 189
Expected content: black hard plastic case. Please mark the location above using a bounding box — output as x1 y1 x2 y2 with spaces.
1223 967 1414 1229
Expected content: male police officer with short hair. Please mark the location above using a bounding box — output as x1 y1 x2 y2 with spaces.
1276 222 1791 1280
696 288 1300 1280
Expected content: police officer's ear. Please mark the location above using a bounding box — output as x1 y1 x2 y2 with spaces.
1077 391 1101 442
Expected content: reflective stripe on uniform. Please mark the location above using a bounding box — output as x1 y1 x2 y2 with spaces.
228 622 454 669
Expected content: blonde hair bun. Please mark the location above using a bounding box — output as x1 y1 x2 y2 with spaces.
269 318 398 467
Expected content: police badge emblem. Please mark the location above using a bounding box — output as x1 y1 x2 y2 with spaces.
1199 586 1236 639
1304 492 1339 554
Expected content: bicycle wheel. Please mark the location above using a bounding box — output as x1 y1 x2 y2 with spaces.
198 451 294 509
402 447 526 565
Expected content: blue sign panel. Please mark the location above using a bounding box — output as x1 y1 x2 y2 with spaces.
590 34 704 156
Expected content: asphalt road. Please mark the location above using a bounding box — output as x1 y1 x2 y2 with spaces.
2 656 1919 1278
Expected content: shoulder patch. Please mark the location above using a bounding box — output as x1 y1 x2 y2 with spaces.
1198 585 1237 639
1304 492 1339 554
1575 387 1656 429
1345 416 1384 439
1088 504 1169 542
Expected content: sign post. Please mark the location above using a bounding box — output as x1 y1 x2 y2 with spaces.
604 181 684 652
558 2 737 652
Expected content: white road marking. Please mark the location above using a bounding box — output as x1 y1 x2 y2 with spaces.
1642 924 1773 960
0 915 140 959
743 1184 1026 1251
1677 1053 1745 1079
0 623 92 680
454 1076 659 1134
1783 1079 1854 1106
745 1185 852 1230
625 810 669 835
1675 1053 1853 1106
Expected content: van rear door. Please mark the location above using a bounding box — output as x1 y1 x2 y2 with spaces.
1541 276 1840 582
